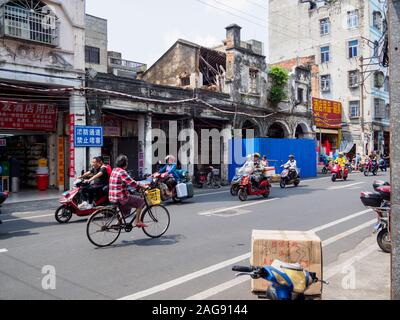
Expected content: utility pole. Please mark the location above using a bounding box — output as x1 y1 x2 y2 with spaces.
359 56 366 155
388 0 400 300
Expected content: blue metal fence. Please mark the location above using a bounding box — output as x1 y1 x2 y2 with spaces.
228 138 317 181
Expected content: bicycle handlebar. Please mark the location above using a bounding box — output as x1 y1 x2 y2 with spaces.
232 266 256 273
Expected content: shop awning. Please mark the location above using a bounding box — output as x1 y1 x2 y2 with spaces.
317 128 339 134
342 143 356 154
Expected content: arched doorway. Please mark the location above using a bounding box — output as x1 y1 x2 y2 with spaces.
295 125 305 139
242 120 261 138
268 122 287 138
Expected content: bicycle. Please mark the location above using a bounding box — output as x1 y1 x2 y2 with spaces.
86 186 170 248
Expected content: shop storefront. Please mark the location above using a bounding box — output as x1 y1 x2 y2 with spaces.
0 101 61 192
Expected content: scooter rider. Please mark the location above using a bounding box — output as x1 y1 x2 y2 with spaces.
283 155 299 180
335 152 346 177
251 153 265 187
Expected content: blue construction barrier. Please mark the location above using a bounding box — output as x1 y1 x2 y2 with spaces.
228 138 317 181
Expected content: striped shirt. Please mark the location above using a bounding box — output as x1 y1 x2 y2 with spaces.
109 168 138 202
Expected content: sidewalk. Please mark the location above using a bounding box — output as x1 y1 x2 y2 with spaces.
323 235 390 300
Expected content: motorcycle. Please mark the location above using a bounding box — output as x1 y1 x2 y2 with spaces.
379 159 388 172
55 179 109 224
280 165 300 189
321 161 333 174
360 181 391 253
0 191 9 224
152 171 192 203
364 159 378 176
230 174 242 196
238 174 271 202
331 163 349 182
232 261 328 300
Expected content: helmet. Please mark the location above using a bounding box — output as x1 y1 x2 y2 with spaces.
289 155 295 159
254 153 261 159
165 155 176 163
338 152 344 157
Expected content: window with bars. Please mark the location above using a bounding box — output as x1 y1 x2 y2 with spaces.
349 101 360 118
348 70 359 88
1 1 59 46
320 18 330 36
321 74 331 92
373 11 383 32
249 68 259 94
374 98 386 119
85 46 100 64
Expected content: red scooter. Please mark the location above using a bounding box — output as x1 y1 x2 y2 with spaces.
331 163 349 182
238 174 271 202
55 179 109 224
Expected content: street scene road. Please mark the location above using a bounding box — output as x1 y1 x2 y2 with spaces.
0 172 389 300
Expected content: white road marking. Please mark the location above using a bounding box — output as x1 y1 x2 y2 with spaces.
198 198 279 216
185 219 376 300
119 208 373 300
196 190 229 197
328 182 365 190
310 209 372 233
2 214 54 223
0 249 8 254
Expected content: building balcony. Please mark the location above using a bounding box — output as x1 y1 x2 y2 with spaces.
108 57 147 73
0 4 60 46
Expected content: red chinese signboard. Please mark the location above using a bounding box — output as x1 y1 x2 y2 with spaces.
0 101 58 131
312 98 342 129
69 114 75 178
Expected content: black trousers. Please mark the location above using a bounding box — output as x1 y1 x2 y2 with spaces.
81 184 105 204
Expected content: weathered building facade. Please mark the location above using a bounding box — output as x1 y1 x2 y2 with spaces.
270 0 390 155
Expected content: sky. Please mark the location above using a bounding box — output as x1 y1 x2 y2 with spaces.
85 0 268 67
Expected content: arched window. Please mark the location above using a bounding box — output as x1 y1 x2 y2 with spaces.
2 0 59 46
374 71 385 88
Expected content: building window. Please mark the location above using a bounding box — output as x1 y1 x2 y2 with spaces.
297 87 304 103
85 46 100 64
374 98 385 119
349 101 360 118
348 70 359 88
348 40 359 58
249 68 259 94
347 10 359 28
180 76 190 87
384 76 390 92
321 46 330 63
373 40 380 58
374 71 385 88
320 18 330 36
373 11 383 32
321 75 331 92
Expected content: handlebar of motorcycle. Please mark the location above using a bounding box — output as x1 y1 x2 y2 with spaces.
232 266 255 273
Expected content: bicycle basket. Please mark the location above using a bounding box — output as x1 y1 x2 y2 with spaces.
145 188 162 206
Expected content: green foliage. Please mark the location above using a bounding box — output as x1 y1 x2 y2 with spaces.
269 66 289 104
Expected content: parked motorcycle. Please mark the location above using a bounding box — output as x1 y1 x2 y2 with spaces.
55 179 109 224
0 191 9 224
360 181 391 253
379 159 388 172
238 174 271 202
232 261 328 300
331 163 349 182
230 174 243 196
364 159 378 176
280 165 300 188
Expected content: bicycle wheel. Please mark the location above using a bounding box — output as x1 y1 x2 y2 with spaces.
141 205 170 239
86 208 122 247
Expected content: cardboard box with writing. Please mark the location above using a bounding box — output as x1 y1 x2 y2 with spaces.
251 230 323 296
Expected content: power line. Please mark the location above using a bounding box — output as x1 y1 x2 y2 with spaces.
245 0 268 10
209 0 266 23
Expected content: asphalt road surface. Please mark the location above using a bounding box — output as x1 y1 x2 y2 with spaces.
0 171 389 300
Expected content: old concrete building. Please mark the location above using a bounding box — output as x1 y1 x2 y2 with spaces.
0 0 86 191
269 0 390 155
85 14 108 74
143 24 314 140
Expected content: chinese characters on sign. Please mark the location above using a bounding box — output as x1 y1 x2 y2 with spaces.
58 137 65 187
312 98 342 129
0 101 58 131
74 126 103 147
69 114 75 178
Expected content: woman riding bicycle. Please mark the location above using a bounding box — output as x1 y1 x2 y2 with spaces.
109 155 147 228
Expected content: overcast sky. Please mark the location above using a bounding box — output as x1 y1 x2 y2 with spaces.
85 0 268 67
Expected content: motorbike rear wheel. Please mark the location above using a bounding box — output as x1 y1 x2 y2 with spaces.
294 179 300 187
55 205 73 224
377 229 392 253
364 170 369 177
322 167 327 174
238 189 248 202
230 185 239 196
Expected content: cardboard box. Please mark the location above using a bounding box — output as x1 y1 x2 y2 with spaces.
270 174 281 183
251 230 323 296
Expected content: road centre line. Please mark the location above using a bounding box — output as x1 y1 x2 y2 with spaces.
198 198 279 216
0 249 8 254
185 219 376 300
118 208 373 300
2 214 54 223
328 182 365 190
